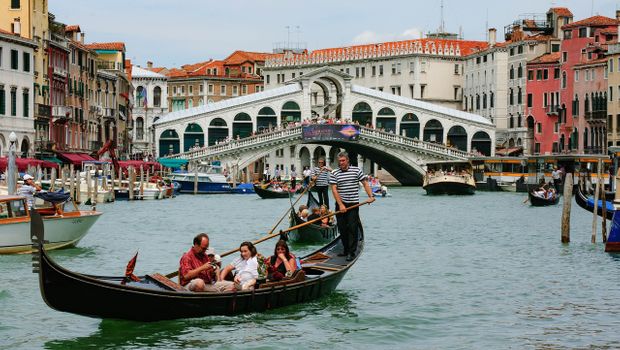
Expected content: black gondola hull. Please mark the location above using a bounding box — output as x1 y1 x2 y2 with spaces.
253 185 292 199
528 191 560 206
574 185 613 220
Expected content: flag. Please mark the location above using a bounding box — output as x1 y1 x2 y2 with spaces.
121 252 141 285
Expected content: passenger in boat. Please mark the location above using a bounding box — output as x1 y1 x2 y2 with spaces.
307 207 321 221
219 241 259 291
299 209 309 221
297 204 308 217
179 233 230 292
319 205 333 226
330 151 375 262
267 240 297 281
18 174 42 210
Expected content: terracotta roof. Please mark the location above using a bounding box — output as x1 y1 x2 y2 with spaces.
69 39 90 51
528 52 560 64
165 68 188 78
65 25 81 33
562 15 620 30
148 67 167 73
310 38 488 58
85 42 126 51
549 7 573 17
574 57 608 67
0 28 15 35
224 51 278 65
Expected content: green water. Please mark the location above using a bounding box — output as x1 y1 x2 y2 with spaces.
1 188 620 349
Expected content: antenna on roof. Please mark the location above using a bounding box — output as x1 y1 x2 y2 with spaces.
440 0 445 33
485 8 489 41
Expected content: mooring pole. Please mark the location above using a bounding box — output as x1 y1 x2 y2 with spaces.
561 173 573 244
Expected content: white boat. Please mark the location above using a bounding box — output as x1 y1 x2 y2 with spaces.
423 160 476 195
0 195 102 254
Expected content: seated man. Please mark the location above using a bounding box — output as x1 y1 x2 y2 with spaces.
299 209 309 222
297 204 308 217
179 233 230 292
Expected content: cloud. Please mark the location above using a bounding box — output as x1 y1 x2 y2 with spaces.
351 27 422 45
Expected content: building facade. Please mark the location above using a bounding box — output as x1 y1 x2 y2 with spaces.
131 65 167 158
607 43 620 147
0 29 37 156
264 38 488 112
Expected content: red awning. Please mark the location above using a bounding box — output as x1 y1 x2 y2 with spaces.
0 157 59 171
57 152 97 165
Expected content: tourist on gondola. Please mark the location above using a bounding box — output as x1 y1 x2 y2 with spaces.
179 233 230 292
330 151 375 261
299 208 309 221
297 204 308 217
307 207 321 221
312 158 332 209
219 241 260 291
18 174 41 210
267 240 297 281
319 205 333 226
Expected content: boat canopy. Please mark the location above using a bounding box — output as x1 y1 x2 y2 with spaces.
158 158 188 169
0 157 59 171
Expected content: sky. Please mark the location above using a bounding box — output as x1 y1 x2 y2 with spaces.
49 0 618 68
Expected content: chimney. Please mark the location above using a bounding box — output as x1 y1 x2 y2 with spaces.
147 61 153 68
617 10 620 36
80 32 85 43
488 28 497 46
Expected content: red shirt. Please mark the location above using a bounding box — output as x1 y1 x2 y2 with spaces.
179 248 214 286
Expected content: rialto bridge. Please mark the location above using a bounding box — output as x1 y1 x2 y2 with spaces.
154 67 495 185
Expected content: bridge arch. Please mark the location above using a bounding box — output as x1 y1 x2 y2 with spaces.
423 119 443 143
400 113 420 138
313 146 327 167
233 113 252 139
184 123 204 151
352 102 373 126
257 107 277 132
208 118 228 146
377 107 396 133
471 131 492 155
159 129 180 157
298 146 311 170
281 101 301 124
447 125 467 151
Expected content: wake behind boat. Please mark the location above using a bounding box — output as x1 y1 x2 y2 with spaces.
31 209 364 321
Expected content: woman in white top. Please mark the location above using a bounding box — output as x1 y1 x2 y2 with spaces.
220 241 259 291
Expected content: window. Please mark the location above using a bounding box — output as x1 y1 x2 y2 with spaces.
537 123 542 133
611 59 615 73
510 47 514 56
208 84 214 94
220 85 226 95
391 63 401 75
610 87 614 103
574 70 579 82
551 44 560 52
554 68 560 79
11 0 19 9
561 71 567 89
232 86 238 96
291 72 295 79
518 45 523 54
189 85 193 94
490 92 494 108
543 92 548 107
242 85 247 94
10 50 18 70
518 64 523 78
22 89 28 117
536 70 542 80
10 88 17 116
391 86 401 95
482 93 487 109
564 30 572 39
517 87 522 105
372 65 376 76
543 69 548 80
509 88 514 105
578 27 587 38
454 64 459 75
379 65 384 76
510 66 514 80
22 52 29 72
345 68 350 75
266 75 270 84
420 61 426 72
153 86 161 107
527 93 533 108
528 70 534 80
355 67 359 78
361 67 365 78
420 84 426 98
0 86 5 115
180 86 185 94
562 52 567 63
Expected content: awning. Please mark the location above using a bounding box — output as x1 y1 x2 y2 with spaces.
57 152 98 166
157 158 188 169
41 156 63 165
0 157 59 171
495 147 523 156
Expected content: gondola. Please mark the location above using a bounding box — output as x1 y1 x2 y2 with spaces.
31 210 363 321
288 192 338 244
253 184 299 199
528 190 560 206
574 184 614 220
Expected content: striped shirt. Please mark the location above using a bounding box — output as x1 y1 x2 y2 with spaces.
329 166 366 203
312 167 330 187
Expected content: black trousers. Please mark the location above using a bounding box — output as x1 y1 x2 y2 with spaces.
336 202 360 255
313 186 330 209
291 177 296 188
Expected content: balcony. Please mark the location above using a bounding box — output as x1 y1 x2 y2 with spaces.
585 110 606 120
35 103 51 118
545 105 560 115
52 105 70 122
97 61 118 71
103 107 115 119
53 65 67 77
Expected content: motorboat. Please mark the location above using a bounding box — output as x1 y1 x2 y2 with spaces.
423 160 476 195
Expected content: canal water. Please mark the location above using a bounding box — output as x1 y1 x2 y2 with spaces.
1 188 620 349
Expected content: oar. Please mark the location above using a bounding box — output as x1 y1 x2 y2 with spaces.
164 199 373 279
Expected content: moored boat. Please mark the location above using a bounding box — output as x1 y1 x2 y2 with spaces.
0 195 101 254
253 184 297 199
230 183 255 194
606 210 620 252
168 163 231 194
31 210 364 321
574 183 614 220
423 160 476 195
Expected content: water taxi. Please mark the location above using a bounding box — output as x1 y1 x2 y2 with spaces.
423 160 475 195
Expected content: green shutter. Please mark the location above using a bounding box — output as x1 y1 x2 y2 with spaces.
10 90 16 116
23 92 28 117
0 89 5 115
11 50 18 70
22 52 30 72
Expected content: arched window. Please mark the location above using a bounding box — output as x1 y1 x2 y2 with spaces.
509 65 514 80
561 71 567 89
153 86 161 107
517 63 523 78
136 117 144 140
136 86 145 107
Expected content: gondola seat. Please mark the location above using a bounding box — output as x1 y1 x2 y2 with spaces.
258 270 306 289
146 273 185 291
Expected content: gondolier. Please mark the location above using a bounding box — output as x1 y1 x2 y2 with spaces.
329 152 374 261
312 158 331 209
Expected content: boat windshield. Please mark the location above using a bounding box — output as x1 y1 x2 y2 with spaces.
8 200 28 218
